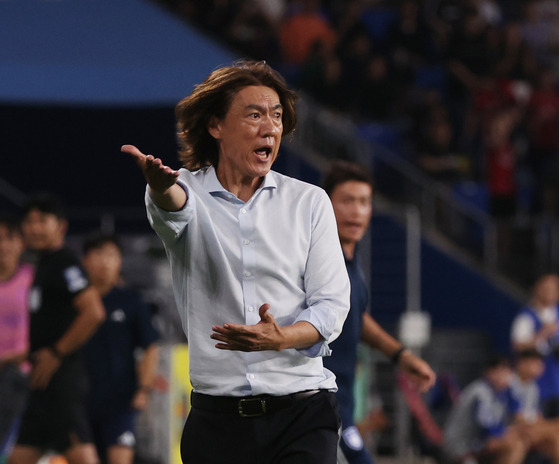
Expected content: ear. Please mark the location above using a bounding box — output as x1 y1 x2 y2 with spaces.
58 218 69 237
208 116 221 140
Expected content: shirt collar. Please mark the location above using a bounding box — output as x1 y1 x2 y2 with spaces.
202 165 277 197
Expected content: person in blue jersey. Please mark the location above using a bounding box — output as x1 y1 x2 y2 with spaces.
443 355 529 464
322 160 436 464
81 233 159 464
122 60 351 464
510 273 559 419
510 349 559 462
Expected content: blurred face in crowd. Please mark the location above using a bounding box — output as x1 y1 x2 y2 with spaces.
21 209 66 251
330 180 373 257
516 356 545 382
486 364 513 392
0 224 24 277
209 85 283 188
533 274 559 309
82 242 122 291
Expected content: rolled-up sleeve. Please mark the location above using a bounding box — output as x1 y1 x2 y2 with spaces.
145 178 193 244
295 190 350 358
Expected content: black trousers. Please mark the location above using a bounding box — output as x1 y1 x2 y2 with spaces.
180 390 340 464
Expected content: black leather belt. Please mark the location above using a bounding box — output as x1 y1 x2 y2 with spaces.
191 389 321 418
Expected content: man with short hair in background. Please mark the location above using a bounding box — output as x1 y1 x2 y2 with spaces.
9 193 105 464
81 232 159 464
322 159 436 464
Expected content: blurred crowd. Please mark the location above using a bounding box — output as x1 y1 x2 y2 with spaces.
438 273 559 464
158 0 559 220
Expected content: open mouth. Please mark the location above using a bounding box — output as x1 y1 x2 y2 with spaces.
254 147 272 160
346 222 364 231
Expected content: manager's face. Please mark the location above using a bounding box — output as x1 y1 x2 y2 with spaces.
209 85 283 181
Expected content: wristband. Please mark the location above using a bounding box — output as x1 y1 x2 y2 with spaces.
391 346 406 364
48 344 64 360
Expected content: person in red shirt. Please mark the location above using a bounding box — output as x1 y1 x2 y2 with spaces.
485 108 519 218
278 0 337 66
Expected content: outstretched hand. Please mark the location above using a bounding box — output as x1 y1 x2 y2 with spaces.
211 304 286 352
121 144 179 193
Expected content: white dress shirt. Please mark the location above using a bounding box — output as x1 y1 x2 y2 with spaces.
146 166 350 396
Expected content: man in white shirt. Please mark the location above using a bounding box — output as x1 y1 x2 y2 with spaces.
123 60 350 464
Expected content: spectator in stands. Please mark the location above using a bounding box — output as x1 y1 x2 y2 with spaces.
225 2 282 66
81 233 159 464
446 7 495 87
511 273 559 419
9 193 105 464
428 0 476 44
521 0 559 72
511 349 545 424
122 60 350 464
415 112 470 183
388 0 438 86
278 0 337 66
322 159 436 464
492 22 537 81
330 0 368 43
0 215 33 464
443 354 529 464
337 27 377 115
525 66 559 215
410 87 449 143
299 41 345 109
446 10 495 146
510 349 559 462
484 107 520 219
464 77 519 180
356 54 397 122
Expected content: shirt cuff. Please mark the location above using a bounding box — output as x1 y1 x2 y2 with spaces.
294 306 337 358
145 180 193 237
297 339 331 358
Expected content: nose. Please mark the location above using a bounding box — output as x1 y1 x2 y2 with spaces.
260 115 281 138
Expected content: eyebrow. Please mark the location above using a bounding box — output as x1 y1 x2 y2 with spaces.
245 103 283 112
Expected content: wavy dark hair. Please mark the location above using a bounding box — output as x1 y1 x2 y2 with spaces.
175 60 298 170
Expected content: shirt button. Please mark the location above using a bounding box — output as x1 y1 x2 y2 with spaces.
240 208 247 214
248 306 254 312
244 271 251 277
243 239 250 245
249 374 255 379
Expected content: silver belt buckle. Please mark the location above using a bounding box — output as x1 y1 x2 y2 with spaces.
238 397 267 417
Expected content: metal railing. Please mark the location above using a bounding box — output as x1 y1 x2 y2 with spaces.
286 95 558 291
